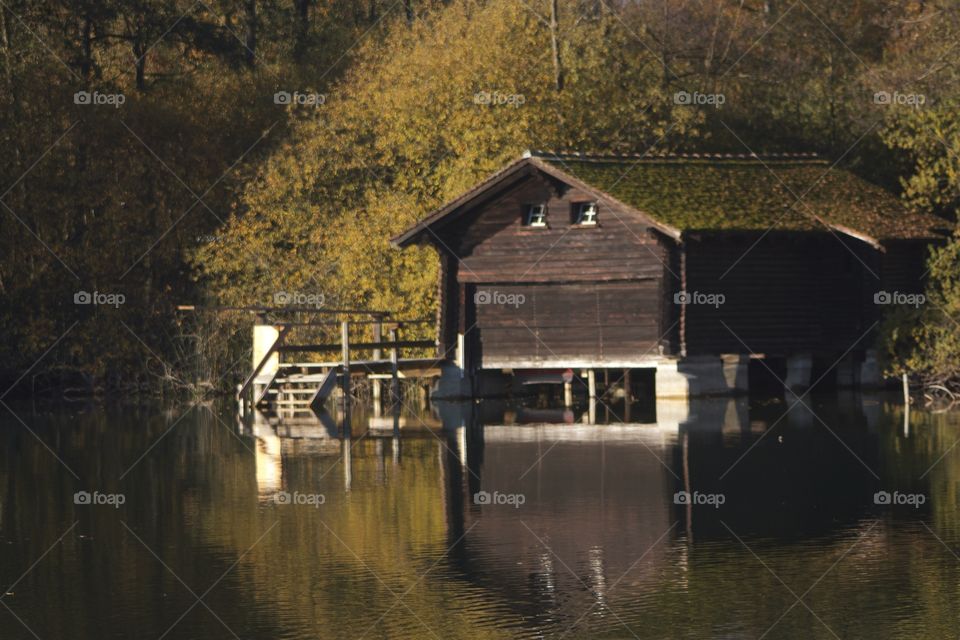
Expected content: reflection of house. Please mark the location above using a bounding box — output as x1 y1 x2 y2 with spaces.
393 151 948 397
445 425 678 622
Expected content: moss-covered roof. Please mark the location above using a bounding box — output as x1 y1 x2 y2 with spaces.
533 152 949 242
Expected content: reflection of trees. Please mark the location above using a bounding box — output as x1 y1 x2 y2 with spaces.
3 398 960 638
0 404 516 639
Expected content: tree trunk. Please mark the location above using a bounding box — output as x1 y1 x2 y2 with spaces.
352 0 363 26
549 0 563 92
80 14 93 81
244 0 257 68
764 1 777 25
293 0 310 59
133 35 146 90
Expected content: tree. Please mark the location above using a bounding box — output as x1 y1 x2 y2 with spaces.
193 0 701 338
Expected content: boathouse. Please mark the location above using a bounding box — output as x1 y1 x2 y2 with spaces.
391 151 948 398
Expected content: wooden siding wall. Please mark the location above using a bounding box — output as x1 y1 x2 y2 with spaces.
471 281 662 366
434 173 671 368
680 234 878 357
441 175 668 284
880 241 931 294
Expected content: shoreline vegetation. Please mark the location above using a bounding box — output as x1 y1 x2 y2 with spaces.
1 0 958 402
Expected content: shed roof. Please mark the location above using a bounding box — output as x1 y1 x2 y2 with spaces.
392 151 950 248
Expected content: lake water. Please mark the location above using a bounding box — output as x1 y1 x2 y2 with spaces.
1 393 959 639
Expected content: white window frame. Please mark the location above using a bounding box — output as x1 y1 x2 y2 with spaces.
525 204 548 227
576 202 598 225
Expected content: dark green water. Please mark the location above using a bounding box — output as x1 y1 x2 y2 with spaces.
1 393 959 639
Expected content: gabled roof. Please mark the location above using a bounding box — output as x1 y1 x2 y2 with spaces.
392 151 950 248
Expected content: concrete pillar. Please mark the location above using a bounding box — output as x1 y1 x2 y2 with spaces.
252 410 281 499
252 324 280 403
563 381 573 407
252 324 280 378
587 369 597 399
860 349 882 388
433 362 471 399
655 356 748 398
835 356 858 387
655 360 689 398
721 355 749 392
785 353 813 393
655 397 690 430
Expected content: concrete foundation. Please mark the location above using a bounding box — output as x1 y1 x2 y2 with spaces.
252 324 280 377
860 349 882 388
785 353 813 393
433 362 472 399
432 349 883 402
252 324 280 400
654 355 748 398
835 356 858 387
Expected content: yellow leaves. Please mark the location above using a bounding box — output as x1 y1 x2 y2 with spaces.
198 0 696 329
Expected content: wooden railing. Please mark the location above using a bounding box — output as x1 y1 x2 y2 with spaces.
237 316 437 411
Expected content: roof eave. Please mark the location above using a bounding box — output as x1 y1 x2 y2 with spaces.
390 156 535 249
827 224 884 250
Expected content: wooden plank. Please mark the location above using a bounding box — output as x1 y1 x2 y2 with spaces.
276 340 436 353
309 369 340 410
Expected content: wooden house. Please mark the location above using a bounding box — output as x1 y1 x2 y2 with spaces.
392 151 948 398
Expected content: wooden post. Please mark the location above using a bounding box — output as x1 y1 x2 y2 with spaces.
903 372 910 437
342 435 352 492
563 381 573 407
390 327 400 405
623 369 631 422
587 369 596 399
682 431 692 543
419 383 428 408
392 405 401 464
372 316 383 407
341 320 351 406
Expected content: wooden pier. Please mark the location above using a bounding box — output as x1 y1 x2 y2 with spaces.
221 308 445 418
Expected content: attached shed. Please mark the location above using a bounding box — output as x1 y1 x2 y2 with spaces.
392 151 948 397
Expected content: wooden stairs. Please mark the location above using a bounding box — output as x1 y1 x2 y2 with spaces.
256 364 341 414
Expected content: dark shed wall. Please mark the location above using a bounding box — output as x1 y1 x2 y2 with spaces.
441 175 668 283
471 281 663 367
880 240 931 294
681 233 877 357
433 172 673 368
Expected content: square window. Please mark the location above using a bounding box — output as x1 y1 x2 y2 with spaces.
525 204 547 227
575 202 597 225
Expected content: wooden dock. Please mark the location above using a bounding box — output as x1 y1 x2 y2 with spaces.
223 308 446 417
